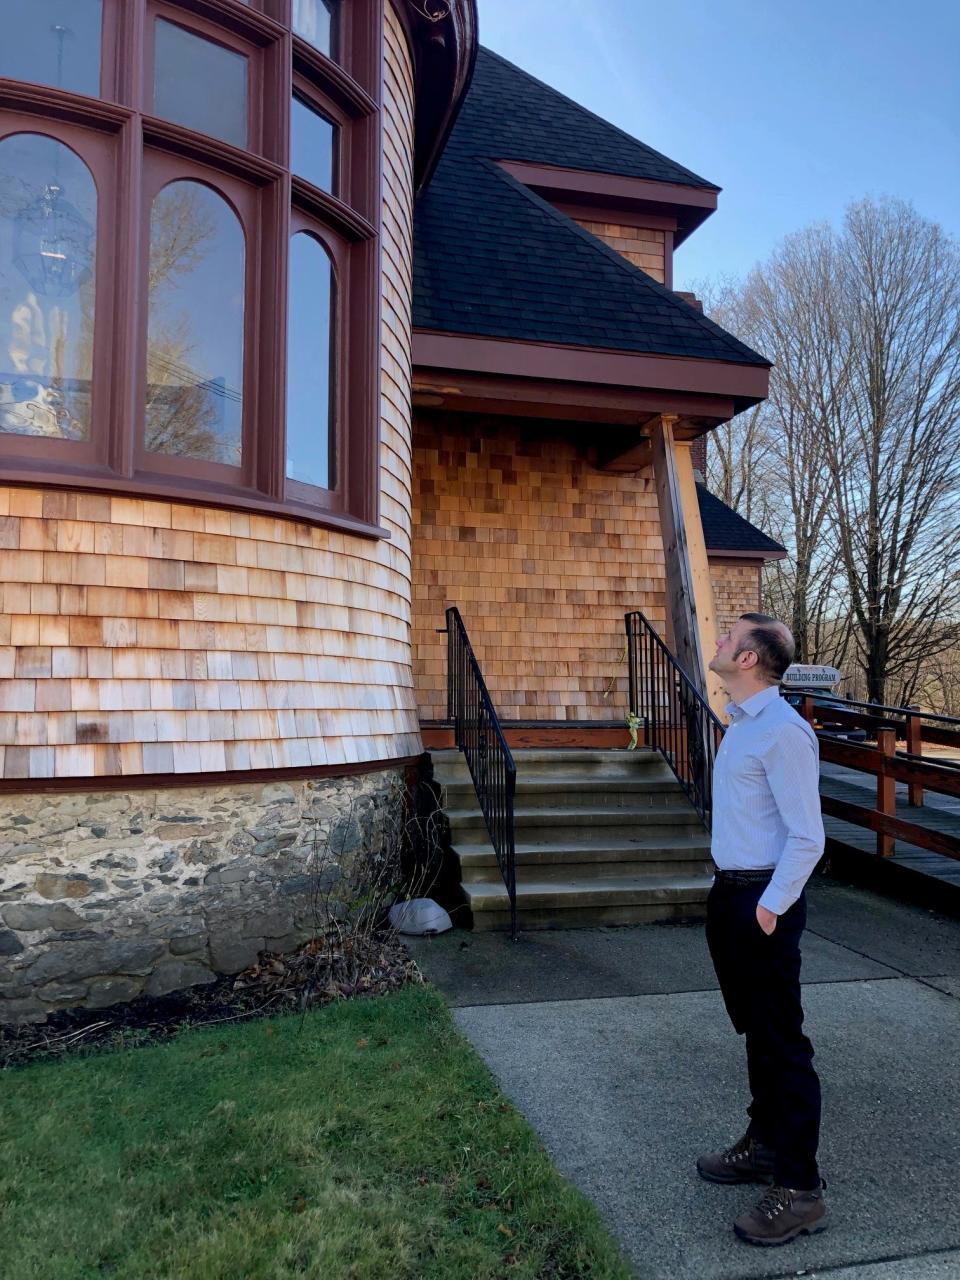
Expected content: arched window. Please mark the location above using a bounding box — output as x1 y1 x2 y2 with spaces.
286 232 334 492
145 181 245 470
0 133 97 444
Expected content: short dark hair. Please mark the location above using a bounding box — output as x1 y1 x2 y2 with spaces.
736 613 795 683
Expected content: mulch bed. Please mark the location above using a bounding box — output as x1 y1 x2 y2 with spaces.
0 930 421 1069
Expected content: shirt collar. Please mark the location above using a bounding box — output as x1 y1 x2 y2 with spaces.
725 684 781 721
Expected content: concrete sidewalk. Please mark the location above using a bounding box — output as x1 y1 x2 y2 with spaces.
406 878 960 1279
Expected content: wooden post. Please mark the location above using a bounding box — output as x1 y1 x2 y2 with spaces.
650 415 724 716
906 711 923 807
877 727 896 857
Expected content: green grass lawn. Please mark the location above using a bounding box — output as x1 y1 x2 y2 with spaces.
0 985 631 1279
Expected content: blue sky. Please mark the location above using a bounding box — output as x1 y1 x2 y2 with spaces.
477 0 960 291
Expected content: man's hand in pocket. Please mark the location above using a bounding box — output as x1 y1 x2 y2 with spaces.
756 905 778 935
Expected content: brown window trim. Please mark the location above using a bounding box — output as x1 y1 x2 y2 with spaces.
290 177 375 240
136 149 260 489
0 79 131 132
171 0 288 45
142 114 285 183
285 214 345 513
0 466 391 539
0 116 119 473
291 83 343 199
292 41 379 230
146 2 266 155
0 0 385 539
292 38 378 119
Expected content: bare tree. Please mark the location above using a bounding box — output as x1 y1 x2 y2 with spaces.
148 183 217 295
704 201 960 700
743 225 860 664
697 259 851 663
921 643 960 717
697 279 776 527
825 199 960 702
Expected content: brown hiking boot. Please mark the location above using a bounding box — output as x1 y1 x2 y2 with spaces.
733 1182 828 1246
697 1133 775 1184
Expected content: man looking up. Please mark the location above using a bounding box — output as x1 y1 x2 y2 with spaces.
698 612 828 1246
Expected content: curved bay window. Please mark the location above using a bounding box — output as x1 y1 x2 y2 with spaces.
0 0 382 533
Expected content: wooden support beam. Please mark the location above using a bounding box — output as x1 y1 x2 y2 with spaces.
650 414 724 714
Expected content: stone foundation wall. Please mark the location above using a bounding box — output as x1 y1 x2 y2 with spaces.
0 768 403 1023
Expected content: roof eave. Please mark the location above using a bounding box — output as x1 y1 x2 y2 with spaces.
496 160 718 246
414 330 768 399
706 547 788 562
412 330 769 430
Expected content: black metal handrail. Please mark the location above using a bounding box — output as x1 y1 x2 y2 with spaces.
625 610 724 830
444 607 518 939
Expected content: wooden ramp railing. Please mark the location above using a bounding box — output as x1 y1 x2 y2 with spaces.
796 696 960 863
624 612 959 868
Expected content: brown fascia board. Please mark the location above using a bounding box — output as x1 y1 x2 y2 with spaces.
413 368 735 418
412 371 737 431
707 549 788 563
413 331 769 413
496 160 718 246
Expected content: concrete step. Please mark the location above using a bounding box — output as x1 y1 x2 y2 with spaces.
431 747 668 782
464 872 712 930
440 777 683 809
446 805 704 836
461 858 712 884
430 746 710 930
454 834 711 869
455 830 712 857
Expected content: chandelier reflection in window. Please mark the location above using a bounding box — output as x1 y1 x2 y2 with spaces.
0 131 97 442
13 180 94 298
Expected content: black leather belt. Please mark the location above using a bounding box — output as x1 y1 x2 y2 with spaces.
713 867 775 886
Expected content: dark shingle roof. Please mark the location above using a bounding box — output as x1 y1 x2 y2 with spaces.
442 46 717 189
413 48 768 368
697 485 785 556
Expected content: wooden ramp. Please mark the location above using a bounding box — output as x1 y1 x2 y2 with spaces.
820 763 960 896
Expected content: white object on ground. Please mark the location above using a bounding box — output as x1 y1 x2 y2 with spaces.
389 898 453 936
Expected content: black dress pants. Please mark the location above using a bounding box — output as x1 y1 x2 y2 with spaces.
705 879 821 1190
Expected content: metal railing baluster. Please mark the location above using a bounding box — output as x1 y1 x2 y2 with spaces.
443 607 518 940
625 609 724 832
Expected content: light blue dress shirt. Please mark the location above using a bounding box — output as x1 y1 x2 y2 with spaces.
711 683 826 916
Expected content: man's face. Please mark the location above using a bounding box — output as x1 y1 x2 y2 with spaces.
708 620 755 677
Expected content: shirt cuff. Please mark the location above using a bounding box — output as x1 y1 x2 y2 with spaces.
758 883 795 916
